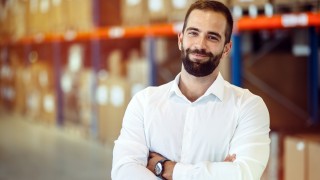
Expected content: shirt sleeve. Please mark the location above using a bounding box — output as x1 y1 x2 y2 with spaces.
111 92 158 180
173 94 270 180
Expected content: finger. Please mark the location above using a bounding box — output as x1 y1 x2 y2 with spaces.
224 154 236 162
224 155 231 162
228 154 236 162
231 154 236 161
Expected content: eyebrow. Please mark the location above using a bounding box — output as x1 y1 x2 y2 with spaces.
186 27 222 40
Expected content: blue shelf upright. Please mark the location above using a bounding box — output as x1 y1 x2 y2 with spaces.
308 27 319 124
52 41 63 126
231 33 242 87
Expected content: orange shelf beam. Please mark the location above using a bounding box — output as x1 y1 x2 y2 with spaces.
237 12 320 31
1 12 319 45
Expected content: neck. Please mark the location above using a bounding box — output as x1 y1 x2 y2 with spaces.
179 69 219 102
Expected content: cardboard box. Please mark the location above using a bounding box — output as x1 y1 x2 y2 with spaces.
168 0 229 22
121 0 148 26
284 134 320 180
308 140 320 180
50 0 67 33
64 0 93 31
0 62 15 111
230 0 269 8
273 0 301 7
0 1 25 39
0 3 9 38
148 0 171 23
7 0 27 39
60 44 83 125
60 69 81 125
96 74 109 142
78 68 94 133
21 59 54 120
97 75 131 144
40 90 57 125
126 50 149 97
14 66 26 114
168 0 195 22
97 50 131 144
97 0 121 27
27 0 52 35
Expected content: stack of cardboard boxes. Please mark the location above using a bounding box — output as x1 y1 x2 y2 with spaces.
230 0 268 8
0 0 27 41
0 0 198 40
60 44 95 136
0 0 94 40
97 50 131 144
0 51 15 111
1 0 317 42
0 49 57 125
122 0 229 25
23 52 56 124
284 134 320 180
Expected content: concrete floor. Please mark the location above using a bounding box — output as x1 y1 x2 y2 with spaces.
0 112 113 180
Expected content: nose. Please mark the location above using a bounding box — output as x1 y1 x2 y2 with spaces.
194 35 207 50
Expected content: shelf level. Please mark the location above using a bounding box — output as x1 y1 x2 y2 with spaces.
237 12 320 31
1 12 319 45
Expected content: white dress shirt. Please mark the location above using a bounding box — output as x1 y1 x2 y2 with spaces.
112 73 270 180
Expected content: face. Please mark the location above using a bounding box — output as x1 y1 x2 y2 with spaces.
178 10 231 77
180 42 223 77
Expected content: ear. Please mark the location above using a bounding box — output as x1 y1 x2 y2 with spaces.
223 41 232 56
178 33 183 51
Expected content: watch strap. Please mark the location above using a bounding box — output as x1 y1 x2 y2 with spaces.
158 158 169 179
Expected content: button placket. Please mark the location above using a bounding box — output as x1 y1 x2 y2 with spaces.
180 104 196 162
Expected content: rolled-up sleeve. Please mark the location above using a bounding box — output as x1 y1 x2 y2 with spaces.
111 92 157 180
172 95 270 180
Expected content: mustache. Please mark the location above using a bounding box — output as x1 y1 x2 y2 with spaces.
186 48 213 57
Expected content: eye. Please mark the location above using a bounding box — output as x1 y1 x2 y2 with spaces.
208 35 219 41
187 31 198 36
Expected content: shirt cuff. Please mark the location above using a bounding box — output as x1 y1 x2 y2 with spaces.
172 162 194 180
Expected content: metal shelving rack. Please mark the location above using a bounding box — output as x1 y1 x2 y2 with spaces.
1 12 319 126
231 12 320 125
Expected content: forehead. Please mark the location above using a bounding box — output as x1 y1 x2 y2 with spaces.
186 9 227 35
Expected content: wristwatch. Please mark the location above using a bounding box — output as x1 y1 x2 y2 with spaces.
154 158 169 178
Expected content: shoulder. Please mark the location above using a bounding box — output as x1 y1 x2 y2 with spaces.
132 81 174 102
223 81 269 125
223 81 267 110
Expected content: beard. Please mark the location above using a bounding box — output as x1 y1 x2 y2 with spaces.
181 45 223 77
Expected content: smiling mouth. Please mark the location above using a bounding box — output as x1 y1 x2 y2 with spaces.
190 53 208 59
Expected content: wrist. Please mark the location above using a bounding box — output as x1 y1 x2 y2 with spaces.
154 158 169 178
162 160 176 180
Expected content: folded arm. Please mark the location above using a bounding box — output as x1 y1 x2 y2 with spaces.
112 93 270 180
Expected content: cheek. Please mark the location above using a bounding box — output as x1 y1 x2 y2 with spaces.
182 39 193 50
209 44 225 54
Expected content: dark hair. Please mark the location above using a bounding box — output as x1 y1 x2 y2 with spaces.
182 0 233 43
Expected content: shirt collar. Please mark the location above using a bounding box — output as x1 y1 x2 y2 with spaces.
169 72 225 101
204 72 225 101
169 73 183 97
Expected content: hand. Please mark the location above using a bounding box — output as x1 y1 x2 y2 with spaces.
147 152 165 174
224 154 236 162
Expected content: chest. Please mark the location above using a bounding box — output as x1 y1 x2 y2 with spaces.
144 100 238 162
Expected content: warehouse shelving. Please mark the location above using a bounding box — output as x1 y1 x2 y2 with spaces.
0 12 319 128
1 12 319 44
231 12 320 125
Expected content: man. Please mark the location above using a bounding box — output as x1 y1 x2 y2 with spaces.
112 1 270 179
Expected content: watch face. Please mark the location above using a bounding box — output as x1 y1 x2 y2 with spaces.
155 162 163 176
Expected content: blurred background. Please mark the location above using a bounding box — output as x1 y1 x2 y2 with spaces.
0 0 319 179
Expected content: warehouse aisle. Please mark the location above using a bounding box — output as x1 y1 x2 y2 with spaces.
0 112 113 180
